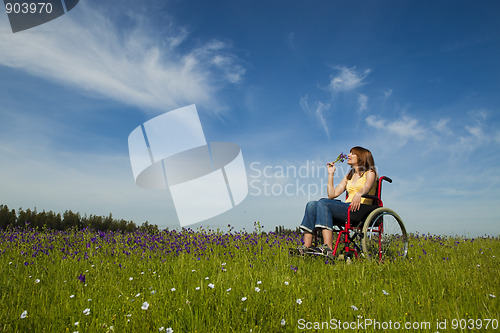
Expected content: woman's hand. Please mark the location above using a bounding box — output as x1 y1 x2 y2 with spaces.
327 162 336 175
350 193 362 212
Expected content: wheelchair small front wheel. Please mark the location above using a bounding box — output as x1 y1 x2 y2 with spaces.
361 207 408 261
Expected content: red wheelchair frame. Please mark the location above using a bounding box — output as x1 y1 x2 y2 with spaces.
316 176 408 261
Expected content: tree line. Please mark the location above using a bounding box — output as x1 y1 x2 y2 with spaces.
0 204 158 232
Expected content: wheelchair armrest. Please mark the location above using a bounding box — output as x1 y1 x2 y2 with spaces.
361 194 379 200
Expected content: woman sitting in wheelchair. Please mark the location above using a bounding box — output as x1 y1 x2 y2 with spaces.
298 146 377 257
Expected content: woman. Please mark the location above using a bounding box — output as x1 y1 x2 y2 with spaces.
298 146 378 256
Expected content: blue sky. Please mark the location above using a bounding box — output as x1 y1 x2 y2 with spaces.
0 0 499 235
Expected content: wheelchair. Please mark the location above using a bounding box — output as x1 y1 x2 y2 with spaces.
313 176 408 261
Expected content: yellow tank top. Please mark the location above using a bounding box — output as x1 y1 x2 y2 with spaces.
345 172 377 205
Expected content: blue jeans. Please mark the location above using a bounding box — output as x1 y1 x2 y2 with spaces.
299 198 350 232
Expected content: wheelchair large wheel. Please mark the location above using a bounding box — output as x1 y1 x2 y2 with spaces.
361 207 408 261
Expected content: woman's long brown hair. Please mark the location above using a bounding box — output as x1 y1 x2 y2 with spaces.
346 146 377 180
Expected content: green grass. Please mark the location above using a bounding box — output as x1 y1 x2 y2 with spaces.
0 227 498 332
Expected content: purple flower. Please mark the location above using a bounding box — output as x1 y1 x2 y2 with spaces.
332 152 347 164
78 274 86 284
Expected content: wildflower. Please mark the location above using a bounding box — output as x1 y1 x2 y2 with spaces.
166 328 173 333
255 287 260 292
490 294 496 298
257 281 262 284
141 301 149 310
129 277 133 281
350 305 358 311
296 299 302 305
135 293 141 297
151 290 157 295
382 290 389 295
208 283 215 289
195 287 200 290
88 299 92 302
332 152 347 164
221 262 226 266
20 310 27 319
83 308 90 316
241 297 247 301
205 277 209 280
281 319 286 326
70 295 75 298
226 288 232 292
74 322 79 326
171 288 176 292
78 274 85 284
35 279 40 283
159 327 165 331
284 281 289 286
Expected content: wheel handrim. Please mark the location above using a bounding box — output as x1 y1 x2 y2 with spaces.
363 210 408 260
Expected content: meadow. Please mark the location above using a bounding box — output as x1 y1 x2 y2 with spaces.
0 223 498 332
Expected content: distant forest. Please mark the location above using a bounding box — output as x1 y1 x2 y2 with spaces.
0 204 158 232
0 204 301 235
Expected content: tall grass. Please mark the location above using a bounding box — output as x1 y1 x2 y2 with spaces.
0 225 498 332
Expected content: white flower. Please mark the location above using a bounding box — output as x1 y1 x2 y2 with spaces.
296 299 302 305
151 290 157 295
141 272 144 275
141 301 149 310
489 294 496 298
350 305 358 311
87 299 92 302
257 281 262 284
20 310 27 319
284 281 289 285
382 290 389 295
135 293 141 297
166 328 173 333
195 287 200 290
83 308 90 316
208 283 215 289
226 288 232 292
129 277 133 281
221 262 226 266
70 295 75 298
35 279 40 283
205 277 209 280
255 287 260 292
281 319 286 326
159 327 165 331
74 322 79 326
171 288 176 292
241 297 247 301
191 269 195 272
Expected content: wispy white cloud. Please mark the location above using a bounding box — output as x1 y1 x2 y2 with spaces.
300 95 331 137
366 110 496 156
357 93 368 113
0 2 244 114
383 89 393 99
328 66 371 93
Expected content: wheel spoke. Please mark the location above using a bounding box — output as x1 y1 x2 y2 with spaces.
362 208 408 261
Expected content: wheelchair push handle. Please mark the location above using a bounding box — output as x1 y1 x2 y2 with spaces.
381 176 392 183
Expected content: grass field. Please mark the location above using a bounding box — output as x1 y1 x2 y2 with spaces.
0 224 498 332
